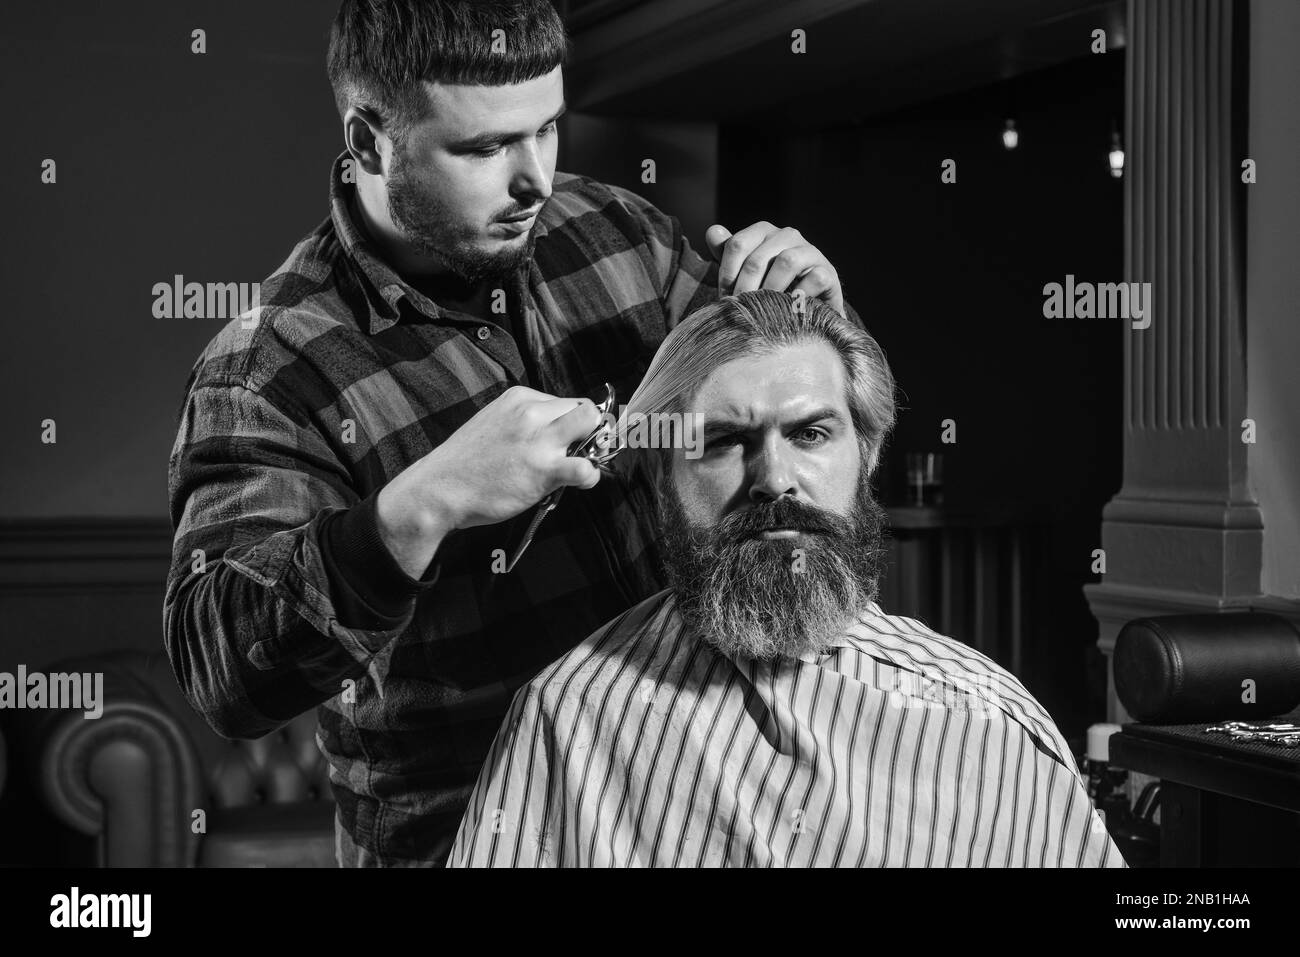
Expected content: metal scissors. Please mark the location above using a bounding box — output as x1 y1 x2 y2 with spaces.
1203 720 1300 747
501 383 624 572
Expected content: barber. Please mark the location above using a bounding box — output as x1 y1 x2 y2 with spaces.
164 0 860 866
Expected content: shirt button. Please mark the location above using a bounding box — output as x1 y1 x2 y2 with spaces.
476 326 491 341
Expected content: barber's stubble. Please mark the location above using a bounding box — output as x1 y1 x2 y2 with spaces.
386 144 538 286
658 467 889 662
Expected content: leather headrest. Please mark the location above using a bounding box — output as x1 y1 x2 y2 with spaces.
1114 612 1300 724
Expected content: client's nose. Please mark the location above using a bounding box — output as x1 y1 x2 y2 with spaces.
747 443 798 504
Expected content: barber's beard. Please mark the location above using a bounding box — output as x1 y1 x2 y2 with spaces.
386 148 537 286
658 477 889 662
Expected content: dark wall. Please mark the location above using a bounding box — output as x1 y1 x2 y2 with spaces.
717 53 1126 737
0 1 342 519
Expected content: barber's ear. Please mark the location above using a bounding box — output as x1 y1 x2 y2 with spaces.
343 107 387 176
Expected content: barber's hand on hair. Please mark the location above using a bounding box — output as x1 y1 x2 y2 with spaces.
704 222 845 318
375 386 603 579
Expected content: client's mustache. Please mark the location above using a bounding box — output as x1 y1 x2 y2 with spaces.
713 497 852 543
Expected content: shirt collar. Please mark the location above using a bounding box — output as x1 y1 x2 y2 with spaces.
328 150 441 335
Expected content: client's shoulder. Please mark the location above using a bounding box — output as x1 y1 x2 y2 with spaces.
849 603 1074 762
850 602 1020 683
521 588 686 708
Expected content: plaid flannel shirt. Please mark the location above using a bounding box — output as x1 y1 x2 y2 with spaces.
165 150 859 866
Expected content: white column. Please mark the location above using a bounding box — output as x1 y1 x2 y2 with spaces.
1085 0 1263 722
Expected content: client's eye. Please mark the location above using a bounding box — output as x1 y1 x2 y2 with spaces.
793 427 828 447
706 434 744 453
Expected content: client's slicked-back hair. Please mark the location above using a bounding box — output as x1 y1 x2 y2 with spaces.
327 0 570 147
625 290 897 476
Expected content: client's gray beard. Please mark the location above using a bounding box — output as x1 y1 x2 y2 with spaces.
657 475 890 662
386 147 537 285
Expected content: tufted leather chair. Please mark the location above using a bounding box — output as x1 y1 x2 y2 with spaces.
12 650 336 867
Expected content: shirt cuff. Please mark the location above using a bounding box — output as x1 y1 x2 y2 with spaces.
318 488 441 629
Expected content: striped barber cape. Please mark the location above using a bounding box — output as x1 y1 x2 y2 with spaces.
449 589 1127 868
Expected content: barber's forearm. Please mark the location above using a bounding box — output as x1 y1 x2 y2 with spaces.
374 468 456 581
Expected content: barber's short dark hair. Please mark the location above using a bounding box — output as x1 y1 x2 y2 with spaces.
327 0 569 146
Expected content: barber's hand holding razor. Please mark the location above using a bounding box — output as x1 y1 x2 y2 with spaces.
705 222 845 318
375 386 605 579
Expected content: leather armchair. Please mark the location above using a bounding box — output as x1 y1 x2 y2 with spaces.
11 650 336 867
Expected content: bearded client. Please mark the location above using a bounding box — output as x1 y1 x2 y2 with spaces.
448 290 1126 868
